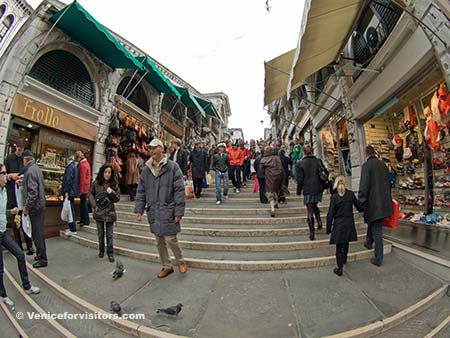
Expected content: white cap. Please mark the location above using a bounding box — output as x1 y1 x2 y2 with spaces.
148 139 164 148
217 143 226 148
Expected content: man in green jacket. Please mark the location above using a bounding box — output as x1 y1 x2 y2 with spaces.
291 139 303 181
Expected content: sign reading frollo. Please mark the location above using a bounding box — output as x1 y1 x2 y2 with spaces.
12 93 98 141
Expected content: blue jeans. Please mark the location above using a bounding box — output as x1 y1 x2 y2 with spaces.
215 171 229 201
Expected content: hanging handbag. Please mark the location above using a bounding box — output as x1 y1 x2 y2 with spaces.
318 159 330 189
95 191 111 209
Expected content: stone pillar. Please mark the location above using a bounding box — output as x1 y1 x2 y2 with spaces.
411 0 450 85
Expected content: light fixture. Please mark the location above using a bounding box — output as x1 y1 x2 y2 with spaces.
27 123 33 128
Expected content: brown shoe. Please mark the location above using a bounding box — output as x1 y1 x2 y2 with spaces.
157 267 174 278
178 261 188 274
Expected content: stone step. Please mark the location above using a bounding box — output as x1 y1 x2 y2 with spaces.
81 225 367 252
3 254 186 338
0 302 23 338
4 262 135 338
113 220 367 237
3 270 61 338
60 230 392 270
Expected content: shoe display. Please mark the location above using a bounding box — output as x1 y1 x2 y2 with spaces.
158 267 174 278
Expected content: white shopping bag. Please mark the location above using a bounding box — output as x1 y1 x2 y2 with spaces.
22 214 32 238
15 184 23 210
60 197 73 223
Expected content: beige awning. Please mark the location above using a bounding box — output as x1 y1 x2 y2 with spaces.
264 49 295 106
289 0 367 92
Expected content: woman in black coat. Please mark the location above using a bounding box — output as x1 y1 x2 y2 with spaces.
296 145 327 240
326 176 364 276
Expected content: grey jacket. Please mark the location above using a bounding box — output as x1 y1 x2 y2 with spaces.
134 159 185 236
212 152 229 173
23 161 46 215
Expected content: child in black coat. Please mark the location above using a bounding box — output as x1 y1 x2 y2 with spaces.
326 176 364 276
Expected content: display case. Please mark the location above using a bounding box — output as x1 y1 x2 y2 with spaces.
432 132 450 214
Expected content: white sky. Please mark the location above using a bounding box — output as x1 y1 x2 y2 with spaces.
28 0 305 140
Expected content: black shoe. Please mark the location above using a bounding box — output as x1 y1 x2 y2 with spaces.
26 249 35 255
370 258 382 267
108 256 115 263
32 261 48 269
98 252 104 258
364 242 373 250
333 267 343 276
34 256 39 261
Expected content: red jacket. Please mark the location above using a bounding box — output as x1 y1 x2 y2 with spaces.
228 148 244 166
242 148 251 161
78 158 91 194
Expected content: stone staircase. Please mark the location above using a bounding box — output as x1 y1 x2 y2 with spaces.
1 183 450 337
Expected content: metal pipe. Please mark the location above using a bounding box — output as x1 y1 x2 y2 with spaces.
125 70 148 100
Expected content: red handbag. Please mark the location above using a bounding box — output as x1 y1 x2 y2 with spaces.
382 199 399 229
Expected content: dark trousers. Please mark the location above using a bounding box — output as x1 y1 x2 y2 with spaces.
0 231 31 297
242 160 250 182
68 197 76 232
30 211 47 264
97 221 114 256
128 184 137 201
193 177 204 197
366 220 383 263
336 243 349 268
258 177 268 203
79 194 90 225
7 213 32 251
230 165 242 189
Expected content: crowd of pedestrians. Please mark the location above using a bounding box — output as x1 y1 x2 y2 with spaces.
0 136 393 309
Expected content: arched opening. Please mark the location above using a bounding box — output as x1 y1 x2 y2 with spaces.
161 94 183 122
0 4 7 19
0 14 14 42
117 76 149 113
29 50 95 107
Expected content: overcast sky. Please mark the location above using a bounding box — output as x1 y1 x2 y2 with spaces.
28 0 305 140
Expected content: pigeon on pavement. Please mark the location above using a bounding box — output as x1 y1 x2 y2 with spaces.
157 303 183 316
111 259 125 280
110 301 122 315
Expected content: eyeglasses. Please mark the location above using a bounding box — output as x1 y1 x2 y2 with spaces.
0 171 6 175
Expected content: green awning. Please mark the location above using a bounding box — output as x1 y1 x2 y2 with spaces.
50 1 144 71
137 56 181 100
195 96 222 121
174 86 206 118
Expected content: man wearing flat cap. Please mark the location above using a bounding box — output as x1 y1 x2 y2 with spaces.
21 150 47 268
134 139 187 278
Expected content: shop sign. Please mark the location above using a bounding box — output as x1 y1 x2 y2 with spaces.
12 93 98 141
160 112 183 137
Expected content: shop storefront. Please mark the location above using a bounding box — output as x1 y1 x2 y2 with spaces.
6 92 98 233
361 66 449 224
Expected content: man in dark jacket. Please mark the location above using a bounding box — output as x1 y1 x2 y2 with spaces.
61 155 79 236
212 143 229 204
188 140 208 198
21 150 47 268
358 145 393 266
254 152 268 203
4 142 33 254
169 139 188 178
134 139 187 278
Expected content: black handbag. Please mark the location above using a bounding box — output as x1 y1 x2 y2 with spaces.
318 159 330 189
95 191 111 209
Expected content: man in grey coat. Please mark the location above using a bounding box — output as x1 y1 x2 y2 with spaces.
134 139 187 278
358 145 393 267
21 150 47 268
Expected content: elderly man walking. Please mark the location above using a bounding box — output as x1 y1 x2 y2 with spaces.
134 139 187 278
22 150 47 268
358 145 393 267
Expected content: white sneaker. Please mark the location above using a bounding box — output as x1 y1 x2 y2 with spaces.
224 195 229 200
2 297 14 307
236 189 240 193
65 230 77 236
216 200 222 205
25 286 40 295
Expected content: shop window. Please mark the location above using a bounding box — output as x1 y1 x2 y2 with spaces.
117 76 149 113
29 50 95 107
0 14 13 43
0 4 6 20
161 93 183 122
352 0 402 66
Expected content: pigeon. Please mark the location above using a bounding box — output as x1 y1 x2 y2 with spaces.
111 259 126 280
110 301 122 315
157 303 183 316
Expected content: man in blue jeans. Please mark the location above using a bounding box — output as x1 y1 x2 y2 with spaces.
212 143 229 205
0 162 40 308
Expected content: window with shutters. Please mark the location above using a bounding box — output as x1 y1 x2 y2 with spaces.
117 76 149 113
29 50 95 107
0 14 13 43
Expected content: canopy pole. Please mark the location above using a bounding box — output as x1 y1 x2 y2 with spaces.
125 70 148 100
39 1 74 50
121 69 139 97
